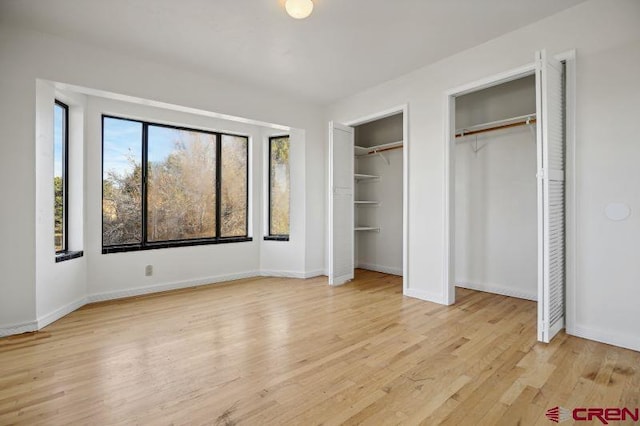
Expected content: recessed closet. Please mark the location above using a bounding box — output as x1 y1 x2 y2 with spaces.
448 50 569 343
354 114 403 276
455 75 538 300
328 110 405 286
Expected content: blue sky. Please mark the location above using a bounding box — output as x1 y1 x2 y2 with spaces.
148 125 185 164
53 104 64 178
103 117 143 177
103 118 215 177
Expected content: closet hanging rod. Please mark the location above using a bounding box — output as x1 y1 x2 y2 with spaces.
456 114 536 138
369 145 403 154
356 140 404 156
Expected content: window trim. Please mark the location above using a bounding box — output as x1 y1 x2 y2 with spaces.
101 115 252 254
266 135 290 241
54 100 69 254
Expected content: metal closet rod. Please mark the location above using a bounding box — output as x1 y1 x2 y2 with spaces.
456 116 536 138
366 145 403 154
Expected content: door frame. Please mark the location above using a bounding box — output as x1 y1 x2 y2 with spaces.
442 51 576 330
342 104 410 294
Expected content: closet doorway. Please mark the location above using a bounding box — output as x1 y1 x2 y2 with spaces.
328 105 409 291
444 50 575 343
454 75 538 302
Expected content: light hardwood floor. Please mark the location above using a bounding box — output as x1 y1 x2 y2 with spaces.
1 270 638 425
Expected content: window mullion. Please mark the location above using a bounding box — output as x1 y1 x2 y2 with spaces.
215 133 222 240
268 137 273 237
245 137 249 237
141 123 149 247
62 102 69 252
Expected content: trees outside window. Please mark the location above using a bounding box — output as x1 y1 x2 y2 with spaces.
268 136 290 238
147 126 217 242
102 116 250 253
221 135 248 237
102 117 143 246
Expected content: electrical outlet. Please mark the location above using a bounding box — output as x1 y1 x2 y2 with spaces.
145 265 153 276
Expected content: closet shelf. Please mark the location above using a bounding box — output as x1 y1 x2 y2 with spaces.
354 201 379 205
355 227 380 232
354 140 404 157
354 173 379 181
456 114 536 139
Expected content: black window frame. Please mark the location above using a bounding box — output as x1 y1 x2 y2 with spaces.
54 100 69 254
101 115 252 254
264 135 290 242
54 100 84 263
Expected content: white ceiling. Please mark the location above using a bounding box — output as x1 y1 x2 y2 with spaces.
0 0 586 104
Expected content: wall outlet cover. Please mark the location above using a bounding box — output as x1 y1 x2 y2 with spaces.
605 203 631 221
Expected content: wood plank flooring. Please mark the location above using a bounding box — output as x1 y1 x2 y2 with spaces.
0 269 638 425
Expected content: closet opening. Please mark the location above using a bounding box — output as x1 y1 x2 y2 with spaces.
444 50 575 343
328 105 408 292
454 75 538 302
353 113 403 276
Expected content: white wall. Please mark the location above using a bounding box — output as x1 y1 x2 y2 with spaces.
86 95 266 299
35 81 88 329
327 0 640 351
455 128 537 300
260 128 308 277
0 24 326 334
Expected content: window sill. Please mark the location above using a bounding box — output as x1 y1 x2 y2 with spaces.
55 250 84 263
264 235 289 242
102 236 253 254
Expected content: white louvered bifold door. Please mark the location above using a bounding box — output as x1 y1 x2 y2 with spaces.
328 122 355 285
536 50 566 343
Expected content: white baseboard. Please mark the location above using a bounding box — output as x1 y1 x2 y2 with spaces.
302 269 326 279
260 269 325 279
456 281 537 301
404 288 445 304
1 269 329 338
356 263 403 276
568 324 640 353
37 296 87 329
87 270 260 303
0 320 38 337
87 268 326 303
329 273 353 286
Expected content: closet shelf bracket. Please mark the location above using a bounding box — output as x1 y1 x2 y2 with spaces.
374 149 390 166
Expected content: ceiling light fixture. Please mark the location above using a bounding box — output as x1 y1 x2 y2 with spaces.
285 0 313 19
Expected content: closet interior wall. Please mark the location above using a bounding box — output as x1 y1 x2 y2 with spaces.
455 76 538 300
354 114 403 275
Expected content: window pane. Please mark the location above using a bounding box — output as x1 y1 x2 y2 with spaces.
147 125 217 242
102 117 143 246
220 135 248 237
54 103 66 252
270 136 290 236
